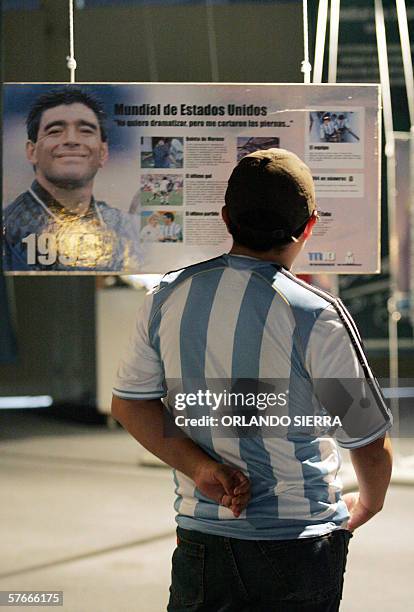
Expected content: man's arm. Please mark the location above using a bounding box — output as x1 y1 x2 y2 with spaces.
343 434 393 531
305 304 393 530
111 396 250 517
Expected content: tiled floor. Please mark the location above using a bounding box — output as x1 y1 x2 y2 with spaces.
1 412 413 611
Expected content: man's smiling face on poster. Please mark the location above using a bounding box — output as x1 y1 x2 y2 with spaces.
26 102 108 189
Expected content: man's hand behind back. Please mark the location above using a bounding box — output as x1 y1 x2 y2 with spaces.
193 462 250 518
342 492 377 531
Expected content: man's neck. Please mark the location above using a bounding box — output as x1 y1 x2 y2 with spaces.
228 243 295 269
35 175 93 215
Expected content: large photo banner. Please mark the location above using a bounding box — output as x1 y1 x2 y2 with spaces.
2 83 380 274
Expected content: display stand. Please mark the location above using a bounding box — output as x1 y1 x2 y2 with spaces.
313 0 414 482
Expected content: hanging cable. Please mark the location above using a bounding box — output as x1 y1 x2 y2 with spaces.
396 0 414 128
67 0 77 82
301 0 312 83
313 0 328 84
143 6 159 81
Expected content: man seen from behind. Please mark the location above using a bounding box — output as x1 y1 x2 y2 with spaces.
112 148 392 611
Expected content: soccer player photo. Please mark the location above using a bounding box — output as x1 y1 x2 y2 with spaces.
140 137 184 169
140 174 183 207
2 84 143 273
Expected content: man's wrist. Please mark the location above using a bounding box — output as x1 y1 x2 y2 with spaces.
358 496 382 515
189 456 218 484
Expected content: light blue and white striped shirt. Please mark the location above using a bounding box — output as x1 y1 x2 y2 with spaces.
113 254 392 539
161 221 182 241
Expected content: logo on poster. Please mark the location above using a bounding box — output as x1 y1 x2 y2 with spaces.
308 252 336 262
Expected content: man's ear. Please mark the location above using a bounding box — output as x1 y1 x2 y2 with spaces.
222 205 230 229
302 212 318 240
26 140 37 165
99 142 109 168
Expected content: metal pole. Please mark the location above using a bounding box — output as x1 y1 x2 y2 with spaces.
375 0 394 144
409 126 414 333
313 0 329 84
386 152 400 441
396 0 414 129
326 0 340 293
328 0 340 83
375 0 400 442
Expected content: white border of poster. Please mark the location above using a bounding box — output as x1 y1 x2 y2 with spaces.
2 83 381 274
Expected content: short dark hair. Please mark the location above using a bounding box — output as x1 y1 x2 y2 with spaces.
26 87 107 142
164 212 175 221
226 215 308 252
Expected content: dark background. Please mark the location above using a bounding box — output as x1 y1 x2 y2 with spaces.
1 0 413 414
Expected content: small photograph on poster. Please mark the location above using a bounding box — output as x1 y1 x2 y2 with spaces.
139 212 163 243
237 136 280 161
141 137 184 169
140 210 183 243
307 109 364 170
2 84 142 273
140 174 184 207
309 111 360 144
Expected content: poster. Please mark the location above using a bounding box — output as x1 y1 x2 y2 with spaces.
2 83 381 274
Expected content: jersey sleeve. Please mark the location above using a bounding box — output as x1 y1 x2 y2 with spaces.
305 302 392 448
112 292 166 400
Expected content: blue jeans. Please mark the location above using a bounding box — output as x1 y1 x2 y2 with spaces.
168 527 352 611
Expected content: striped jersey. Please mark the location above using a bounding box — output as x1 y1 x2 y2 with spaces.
161 222 182 241
113 254 392 540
